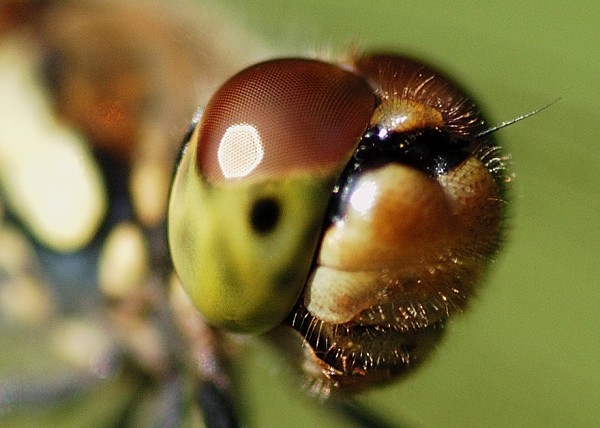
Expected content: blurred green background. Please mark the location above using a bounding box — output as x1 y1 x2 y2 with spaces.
217 1 600 427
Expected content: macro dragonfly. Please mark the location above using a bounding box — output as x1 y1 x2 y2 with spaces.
0 1 516 427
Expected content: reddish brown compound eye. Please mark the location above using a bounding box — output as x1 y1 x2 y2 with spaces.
169 58 377 333
196 58 376 183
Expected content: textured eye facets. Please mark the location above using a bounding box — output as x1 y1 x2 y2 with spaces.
168 58 376 334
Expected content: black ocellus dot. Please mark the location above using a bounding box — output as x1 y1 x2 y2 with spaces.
250 197 281 234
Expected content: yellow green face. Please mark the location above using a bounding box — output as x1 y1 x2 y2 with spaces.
169 129 334 333
168 58 375 333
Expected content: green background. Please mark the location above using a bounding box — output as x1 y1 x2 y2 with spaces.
218 1 600 427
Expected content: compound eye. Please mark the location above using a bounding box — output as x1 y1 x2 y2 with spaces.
196 58 376 183
169 58 376 333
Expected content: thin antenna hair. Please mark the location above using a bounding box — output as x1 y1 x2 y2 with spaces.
473 98 560 140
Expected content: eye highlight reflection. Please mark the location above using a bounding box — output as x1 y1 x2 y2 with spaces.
217 123 264 179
